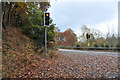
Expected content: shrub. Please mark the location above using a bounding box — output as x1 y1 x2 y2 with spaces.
76 44 80 47
116 44 120 47
100 43 104 47
48 49 57 59
116 44 120 52
110 45 113 47
105 44 109 48
94 44 99 47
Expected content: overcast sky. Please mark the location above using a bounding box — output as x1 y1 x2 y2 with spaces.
48 0 118 37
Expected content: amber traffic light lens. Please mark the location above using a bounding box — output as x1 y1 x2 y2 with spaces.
45 12 50 26
46 14 49 16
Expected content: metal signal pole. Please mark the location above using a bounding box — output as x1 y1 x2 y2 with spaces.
45 25 47 59
44 11 47 59
44 5 50 59
88 39 90 47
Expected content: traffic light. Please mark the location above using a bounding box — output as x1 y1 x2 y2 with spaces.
86 33 90 39
45 12 50 26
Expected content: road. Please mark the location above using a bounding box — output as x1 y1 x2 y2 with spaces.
55 49 119 78
57 49 119 78
59 49 119 56
24 49 119 78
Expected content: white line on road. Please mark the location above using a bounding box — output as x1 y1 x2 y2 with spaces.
59 49 119 56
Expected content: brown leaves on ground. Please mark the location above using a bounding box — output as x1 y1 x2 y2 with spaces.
2 27 57 78
2 27 119 78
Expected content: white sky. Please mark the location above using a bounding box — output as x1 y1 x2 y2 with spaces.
50 0 119 2
49 1 118 38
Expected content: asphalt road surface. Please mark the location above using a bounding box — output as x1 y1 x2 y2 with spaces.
26 49 119 78
56 49 119 78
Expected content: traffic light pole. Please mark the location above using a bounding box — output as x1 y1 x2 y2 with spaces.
88 39 90 47
45 26 47 59
44 11 47 59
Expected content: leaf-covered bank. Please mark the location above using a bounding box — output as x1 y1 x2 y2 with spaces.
2 27 58 78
